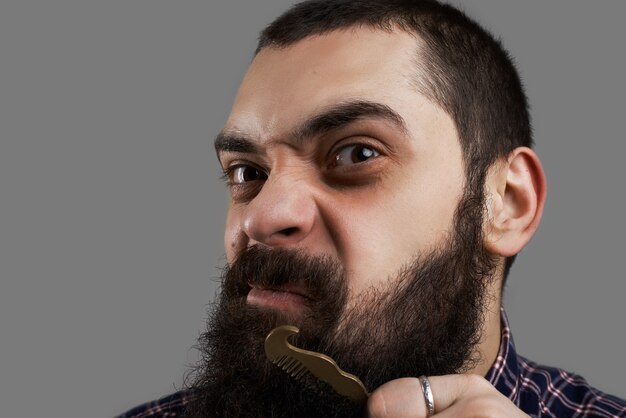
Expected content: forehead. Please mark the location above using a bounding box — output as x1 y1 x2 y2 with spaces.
226 27 433 140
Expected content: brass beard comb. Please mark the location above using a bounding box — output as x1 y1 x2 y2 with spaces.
264 325 370 404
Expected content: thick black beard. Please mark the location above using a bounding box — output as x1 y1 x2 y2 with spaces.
184 188 497 417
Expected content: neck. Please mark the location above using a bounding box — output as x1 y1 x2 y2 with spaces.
467 279 503 377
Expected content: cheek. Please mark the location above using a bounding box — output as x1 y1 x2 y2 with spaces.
224 209 243 263
366 181 459 248
390 152 465 247
333 179 461 295
324 197 419 294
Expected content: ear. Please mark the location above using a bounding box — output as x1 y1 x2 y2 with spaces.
484 147 547 257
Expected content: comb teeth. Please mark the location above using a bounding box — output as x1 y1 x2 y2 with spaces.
274 355 289 367
272 355 310 381
293 365 309 380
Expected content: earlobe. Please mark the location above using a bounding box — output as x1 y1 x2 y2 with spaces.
484 147 547 257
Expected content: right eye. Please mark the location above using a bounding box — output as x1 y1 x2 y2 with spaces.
226 165 268 185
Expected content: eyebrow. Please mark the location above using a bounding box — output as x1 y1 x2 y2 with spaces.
293 100 409 143
214 100 408 155
214 131 259 154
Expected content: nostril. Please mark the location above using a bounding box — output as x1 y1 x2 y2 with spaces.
279 227 299 237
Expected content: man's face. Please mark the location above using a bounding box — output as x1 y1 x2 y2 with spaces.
218 27 466 311
190 28 497 417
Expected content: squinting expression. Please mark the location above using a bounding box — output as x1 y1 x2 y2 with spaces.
217 27 466 312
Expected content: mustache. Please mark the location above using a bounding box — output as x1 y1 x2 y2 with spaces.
222 245 346 303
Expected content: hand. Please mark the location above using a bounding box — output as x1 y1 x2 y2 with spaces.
365 375 529 417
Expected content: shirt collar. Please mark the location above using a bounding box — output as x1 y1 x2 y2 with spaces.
484 308 522 406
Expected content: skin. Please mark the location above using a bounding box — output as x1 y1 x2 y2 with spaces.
217 27 545 417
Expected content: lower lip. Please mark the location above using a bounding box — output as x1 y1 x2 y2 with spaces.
247 288 309 313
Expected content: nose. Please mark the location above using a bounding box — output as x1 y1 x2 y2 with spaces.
241 173 317 248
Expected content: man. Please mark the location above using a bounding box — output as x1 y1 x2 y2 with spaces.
118 0 626 417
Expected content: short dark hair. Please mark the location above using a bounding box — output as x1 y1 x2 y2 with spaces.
256 0 532 284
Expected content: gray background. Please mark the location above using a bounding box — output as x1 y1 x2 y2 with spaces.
1 1 624 417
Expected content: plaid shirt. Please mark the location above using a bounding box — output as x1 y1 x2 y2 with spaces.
117 310 626 417
485 310 626 417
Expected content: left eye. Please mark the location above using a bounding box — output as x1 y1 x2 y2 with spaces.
333 145 380 166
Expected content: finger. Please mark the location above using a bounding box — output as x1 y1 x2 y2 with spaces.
433 401 528 418
366 378 426 418
427 374 495 413
431 390 529 418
